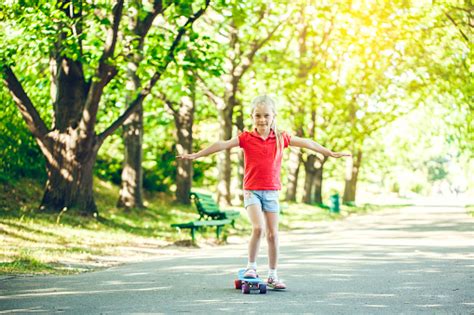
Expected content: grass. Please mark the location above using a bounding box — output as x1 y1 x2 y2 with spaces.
467 205 474 217
0 177 392 276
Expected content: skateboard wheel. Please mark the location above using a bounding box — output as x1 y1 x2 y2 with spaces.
242 283 250 294
259 283 267 294
234 279 242 290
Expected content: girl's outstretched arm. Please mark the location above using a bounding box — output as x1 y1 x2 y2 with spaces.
177 137 239 160
289 136 351 158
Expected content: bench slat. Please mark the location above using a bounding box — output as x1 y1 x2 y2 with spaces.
171 219 231 228
171 219 232 242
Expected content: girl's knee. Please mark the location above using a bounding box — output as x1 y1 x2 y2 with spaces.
266 230 278 243
252 226 265 237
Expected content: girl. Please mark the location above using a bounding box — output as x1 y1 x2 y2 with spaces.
178 95 350 289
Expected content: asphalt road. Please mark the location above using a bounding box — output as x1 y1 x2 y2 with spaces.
1 200 473 314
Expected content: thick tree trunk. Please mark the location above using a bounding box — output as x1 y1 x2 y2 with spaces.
343 150 362 204
51 57 86 131
285 147 302 201
118 104 144 208
41 48 100 215
40 131 100 215
174 87 195 205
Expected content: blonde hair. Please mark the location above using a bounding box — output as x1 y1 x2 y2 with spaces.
251 95 284 157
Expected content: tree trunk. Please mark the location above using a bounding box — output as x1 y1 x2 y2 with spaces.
40 131 100 215
302 154 316 204
302 153 326 204
175 128 193 204
116 2 166 209
51 57 86 131
174 80 195 205
117 53 144 209
235 100 245 202
217 102 234 206
285 147 302 201
343 150 362 204
312 163 324 204
42 48 100 214
118 16 144 209
118 104 144 208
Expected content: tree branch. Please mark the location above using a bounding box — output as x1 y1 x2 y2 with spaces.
80 0 124 136
308 15 335 71
450 5 474 15
99 91 149 143
2 66 49 139
136 0 166 40
445 12 470 43
195 72 221 106
235 18 284 80
102 0 124 61
98 0 211 142
157 92 178 115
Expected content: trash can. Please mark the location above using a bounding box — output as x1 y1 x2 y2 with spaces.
329 193 340 214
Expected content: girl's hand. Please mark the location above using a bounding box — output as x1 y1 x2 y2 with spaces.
177 153 199 160
330 151 352 158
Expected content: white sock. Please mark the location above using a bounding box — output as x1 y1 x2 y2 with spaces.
268 269 277 279
247 261 257 270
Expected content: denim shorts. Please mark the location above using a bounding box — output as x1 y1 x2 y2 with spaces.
243 190 280 213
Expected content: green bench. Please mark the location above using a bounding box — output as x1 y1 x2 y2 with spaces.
189 192 240 226
171 219 231 242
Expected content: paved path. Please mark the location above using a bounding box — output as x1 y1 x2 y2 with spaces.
1 201 473 314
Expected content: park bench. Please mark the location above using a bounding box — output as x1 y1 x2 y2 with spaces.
171 219 231 242
189 191 240 226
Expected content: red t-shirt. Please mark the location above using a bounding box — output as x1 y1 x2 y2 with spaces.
238 129 291 190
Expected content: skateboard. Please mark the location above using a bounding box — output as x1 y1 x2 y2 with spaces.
234 269 267 294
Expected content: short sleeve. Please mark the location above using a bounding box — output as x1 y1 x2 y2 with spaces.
238 131 249 149
282 132 291 148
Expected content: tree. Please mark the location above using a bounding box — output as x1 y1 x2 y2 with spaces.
1 0 210 215
117 1 171 209
337 2 429 204
340 1 473 203
157 29 223 204
158 75 196 204
194 0 287 205
117 1 212 208
432 0 473 156
272 2 346 204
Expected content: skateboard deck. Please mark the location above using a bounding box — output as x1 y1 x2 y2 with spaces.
234 269 267 294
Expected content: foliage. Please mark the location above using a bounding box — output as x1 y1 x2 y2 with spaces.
0 96 46 182
1 0 471 209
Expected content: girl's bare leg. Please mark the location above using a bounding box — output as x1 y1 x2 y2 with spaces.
264 211 279 269
246 204 265 264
